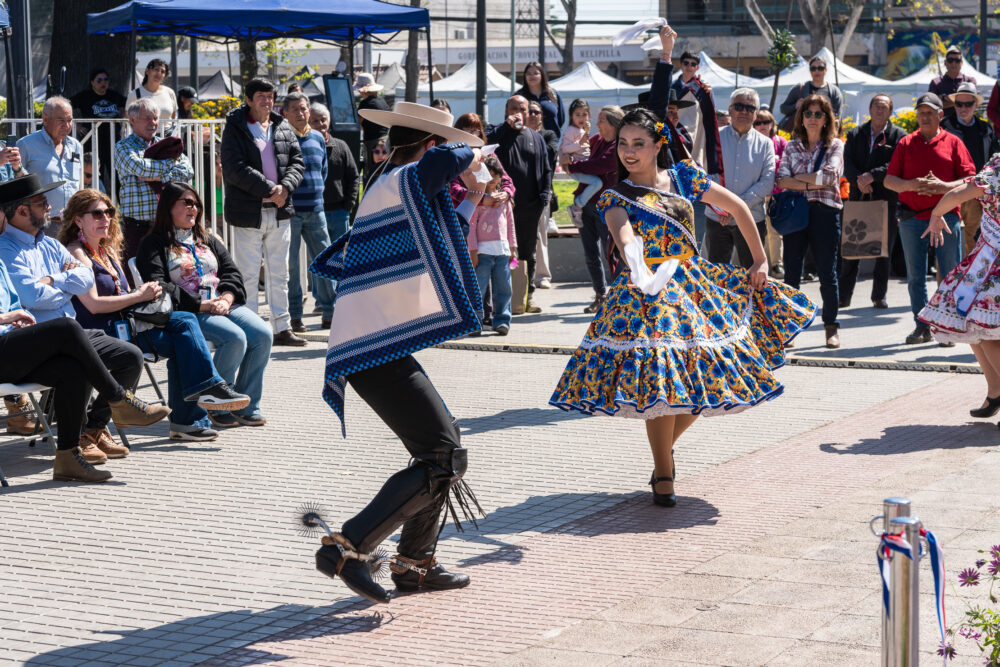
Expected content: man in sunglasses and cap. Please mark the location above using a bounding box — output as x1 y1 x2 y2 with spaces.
942 82 1000 257
929 45 977 120
309 102 486 605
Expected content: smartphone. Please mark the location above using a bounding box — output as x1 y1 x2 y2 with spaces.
3 136 19 148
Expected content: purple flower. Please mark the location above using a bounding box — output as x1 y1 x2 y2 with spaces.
937 642 956 660
959 567 981 587
959 627 982 641
976 559 987 568
988 559 1000 577
991 545 1000 558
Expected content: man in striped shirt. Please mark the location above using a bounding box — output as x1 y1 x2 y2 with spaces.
282 92 333 331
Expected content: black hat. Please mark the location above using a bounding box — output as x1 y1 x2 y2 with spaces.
178 86 198 100
915 92 943 112
668 89 696 109
0 174 64 207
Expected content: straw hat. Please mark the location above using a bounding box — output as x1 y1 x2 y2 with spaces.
948 82 984 107
358 101 485 147
354 72 384 94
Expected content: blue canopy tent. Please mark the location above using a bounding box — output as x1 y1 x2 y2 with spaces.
86 0 433 94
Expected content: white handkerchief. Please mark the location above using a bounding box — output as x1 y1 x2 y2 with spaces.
480 144 499 156
612 17 666 47
642 35 663 51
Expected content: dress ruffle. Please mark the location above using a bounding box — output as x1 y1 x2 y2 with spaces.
919 233 1000 343
550 258 816 419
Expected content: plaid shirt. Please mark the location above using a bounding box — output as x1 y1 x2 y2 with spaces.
776 138 844 210
113 133 193 221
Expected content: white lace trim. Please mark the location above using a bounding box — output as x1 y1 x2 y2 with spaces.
579 322 752 351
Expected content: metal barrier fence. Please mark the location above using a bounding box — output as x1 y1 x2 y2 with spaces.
2 117 228 245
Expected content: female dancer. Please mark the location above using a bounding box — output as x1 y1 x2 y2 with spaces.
550 109 816 506
919 154 1000 420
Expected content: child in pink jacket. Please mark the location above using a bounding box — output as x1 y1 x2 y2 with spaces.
467 156 518 335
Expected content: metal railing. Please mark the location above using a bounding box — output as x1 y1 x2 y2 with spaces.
1 117 229 245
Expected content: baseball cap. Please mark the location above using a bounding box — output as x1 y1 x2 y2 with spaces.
915 92 943 111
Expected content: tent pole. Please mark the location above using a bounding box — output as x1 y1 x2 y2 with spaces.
826 6 840 92
3 30 15 119
226 41 234 93
170 35 178 92
735 42 740 89
131 22 137 90
190 37 199 88
476 0 486 119
426 27 434 100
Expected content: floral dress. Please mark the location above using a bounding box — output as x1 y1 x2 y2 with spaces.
919 154 1000 343
550 160 818 419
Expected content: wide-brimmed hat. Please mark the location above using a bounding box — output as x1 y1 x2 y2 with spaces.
354 72 384 94
949 82 984 106
0 174 64 206
667 89 696 109
358 101 484 147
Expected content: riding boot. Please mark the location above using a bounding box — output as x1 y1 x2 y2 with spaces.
390 489 470 591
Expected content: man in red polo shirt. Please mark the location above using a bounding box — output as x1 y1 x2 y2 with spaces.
886 92 976 346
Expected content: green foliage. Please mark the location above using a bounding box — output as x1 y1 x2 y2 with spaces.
259 39 315 83
766 30 798 73
943 545 1000 664
137 36 171 52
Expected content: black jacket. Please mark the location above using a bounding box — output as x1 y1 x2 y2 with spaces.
220 106 304 227
324 135 361 211
136 230 247 313
484 123 552 209
942 115 1000 172
843 120 906 203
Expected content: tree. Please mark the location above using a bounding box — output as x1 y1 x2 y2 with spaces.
49 0 133 99
238 39 259 86
766 29 798 111
544 0 576 75
743 0 866 59
404 0 421 102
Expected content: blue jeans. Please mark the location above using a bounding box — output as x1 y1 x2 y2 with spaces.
898 211 963 323
288 210 334 320
782 201 842 327
475 254 513 329
137 311 223 429
196 306 272 417
326 208 352 300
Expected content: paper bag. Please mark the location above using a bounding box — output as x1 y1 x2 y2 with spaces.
841 199 889 260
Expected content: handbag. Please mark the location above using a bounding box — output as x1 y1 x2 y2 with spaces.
126 289 173 333
767 143 829 235
841 196 890 259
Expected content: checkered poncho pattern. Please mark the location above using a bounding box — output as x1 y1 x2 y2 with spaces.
311 161 483 435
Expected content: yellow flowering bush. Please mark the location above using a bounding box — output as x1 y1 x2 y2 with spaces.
191 97 242 120
891 109 918 133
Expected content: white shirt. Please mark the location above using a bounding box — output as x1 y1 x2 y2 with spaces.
126 85 177 120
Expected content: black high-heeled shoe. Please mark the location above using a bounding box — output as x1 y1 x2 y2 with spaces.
970 395 1000 418
649 469 677 507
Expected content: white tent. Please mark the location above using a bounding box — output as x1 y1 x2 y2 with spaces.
894 56 997 90
377 62 405 91
396 60 515 123
756 47 893 89
198 70 241 100
697 51 763 88
549 61 644 113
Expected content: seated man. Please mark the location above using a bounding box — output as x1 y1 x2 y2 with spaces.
0 174 170 466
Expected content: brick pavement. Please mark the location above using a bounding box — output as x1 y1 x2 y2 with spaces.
1 273 997 666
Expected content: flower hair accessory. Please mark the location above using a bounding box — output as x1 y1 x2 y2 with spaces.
654 121 672 146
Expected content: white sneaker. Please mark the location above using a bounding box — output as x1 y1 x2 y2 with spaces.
169 427 219 441
546 218 559 235
535 278 552 289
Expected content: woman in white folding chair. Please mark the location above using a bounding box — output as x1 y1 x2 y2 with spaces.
59 189 250 443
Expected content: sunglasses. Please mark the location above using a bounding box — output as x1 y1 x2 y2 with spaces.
954 100 977 108
94 77 110 83
753 120 772 126
681 60 698 67
179 197 200 209
809 66 826 72
731 102 757 113
528 109 542 115
946 58 962 64
86 207 115 220
802 110 825 119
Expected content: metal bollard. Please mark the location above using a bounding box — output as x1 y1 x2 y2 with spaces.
889 516 923 667
871 498 912 667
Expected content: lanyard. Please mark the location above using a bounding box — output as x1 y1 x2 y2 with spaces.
176 241 204 279
83 240 123 295
869 128 886 154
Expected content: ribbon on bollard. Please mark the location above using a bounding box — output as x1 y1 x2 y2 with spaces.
877 530 916 618
922 528 947 665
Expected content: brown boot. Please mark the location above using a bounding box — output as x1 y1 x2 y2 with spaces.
825 324 841 349
5 394 37 436
78 432 108 465
53 447 113 483
109 391 171 428
84 427 129 459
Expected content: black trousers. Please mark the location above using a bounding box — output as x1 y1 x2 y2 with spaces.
0 319 126 449
580 201 612 297
839 201 898 303
84 329 143 430
783 201 842 326
343 355 463 559
706 218 768 268
514 201 545 292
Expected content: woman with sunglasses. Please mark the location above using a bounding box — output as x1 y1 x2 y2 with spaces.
363 137 389 190
754 109 787 279
778 57 843 130
516 61 564 139
137 183 273 429
126 58 177 121
60 189 250 443
776 94 845 349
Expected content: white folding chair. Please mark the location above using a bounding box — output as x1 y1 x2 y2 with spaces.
0 381 57 487
127 257 168 408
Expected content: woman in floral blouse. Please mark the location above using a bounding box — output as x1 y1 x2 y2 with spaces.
776 94 845 349
919 153 1000 422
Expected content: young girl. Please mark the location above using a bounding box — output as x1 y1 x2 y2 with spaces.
559 99 603 225
467 156 517 335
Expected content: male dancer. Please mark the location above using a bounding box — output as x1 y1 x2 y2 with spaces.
310 102 485 604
